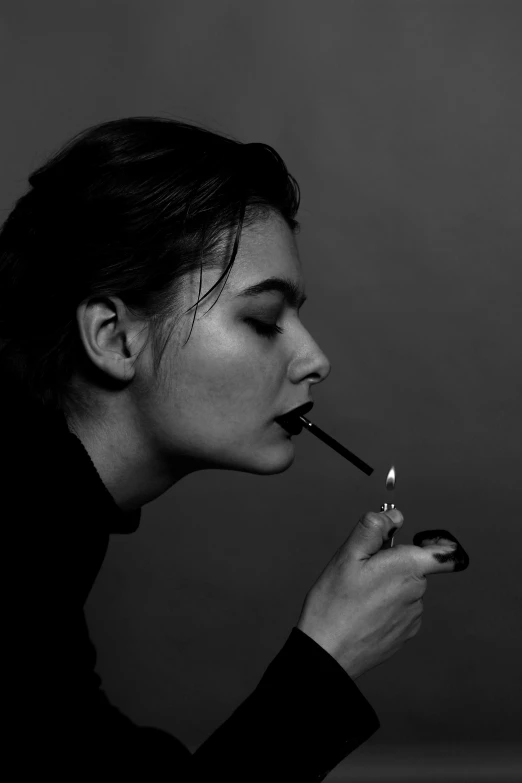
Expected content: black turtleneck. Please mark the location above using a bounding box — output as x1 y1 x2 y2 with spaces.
3 385 380 781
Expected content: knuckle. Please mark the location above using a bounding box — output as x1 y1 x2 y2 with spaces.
417 580 428 597
407 617 422 639
408 570 427 589
362 511 385 528
386 508 404 525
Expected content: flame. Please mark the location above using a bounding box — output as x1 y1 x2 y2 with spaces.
385 465 396 490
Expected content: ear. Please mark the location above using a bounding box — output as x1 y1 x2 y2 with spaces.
75 296 149 384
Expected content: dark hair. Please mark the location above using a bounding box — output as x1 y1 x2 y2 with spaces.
0 116 300 419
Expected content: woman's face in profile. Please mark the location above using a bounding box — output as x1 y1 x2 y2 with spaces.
150 211 331 477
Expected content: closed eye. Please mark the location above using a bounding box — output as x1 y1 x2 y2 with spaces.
246 319 284 339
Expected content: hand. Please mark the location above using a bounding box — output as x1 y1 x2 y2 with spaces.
296 509 463 679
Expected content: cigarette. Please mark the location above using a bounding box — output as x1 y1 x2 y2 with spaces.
298 415 374 476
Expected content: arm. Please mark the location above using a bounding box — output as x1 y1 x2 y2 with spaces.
82 627 379 781
12 627 378 781
189 627 380 782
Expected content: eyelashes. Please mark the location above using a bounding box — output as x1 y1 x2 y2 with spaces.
246 319 284 339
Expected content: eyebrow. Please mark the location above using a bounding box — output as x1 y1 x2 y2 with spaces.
234 276 307 308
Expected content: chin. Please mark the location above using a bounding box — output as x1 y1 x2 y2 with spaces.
237 443 297 475
203 434 297 475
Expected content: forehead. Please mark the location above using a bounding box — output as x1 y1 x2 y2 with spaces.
178 213 305 318
226 214 303 297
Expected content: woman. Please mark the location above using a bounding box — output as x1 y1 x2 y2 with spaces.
0 117 458 781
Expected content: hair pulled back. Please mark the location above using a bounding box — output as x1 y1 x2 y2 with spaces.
0 116 300 419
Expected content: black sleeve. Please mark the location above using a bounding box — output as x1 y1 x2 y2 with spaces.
189 627 380 782
72 627 379 781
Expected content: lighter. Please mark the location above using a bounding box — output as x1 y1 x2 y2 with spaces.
380 465 396 549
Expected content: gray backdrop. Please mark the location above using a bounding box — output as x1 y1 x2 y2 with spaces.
2 0 521 773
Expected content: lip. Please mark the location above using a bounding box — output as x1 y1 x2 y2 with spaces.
277 401 314 420
275 401 314 435
277 418 303 436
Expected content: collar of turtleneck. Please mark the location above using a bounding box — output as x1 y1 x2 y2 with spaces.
1 382 142 536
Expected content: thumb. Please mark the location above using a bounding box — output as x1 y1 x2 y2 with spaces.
410 529 470 575
348 509 404 559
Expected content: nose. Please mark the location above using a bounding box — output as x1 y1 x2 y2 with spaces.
292 334 331 388
310 347 331 387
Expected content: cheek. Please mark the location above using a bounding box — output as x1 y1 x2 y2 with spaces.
177 328 277 412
